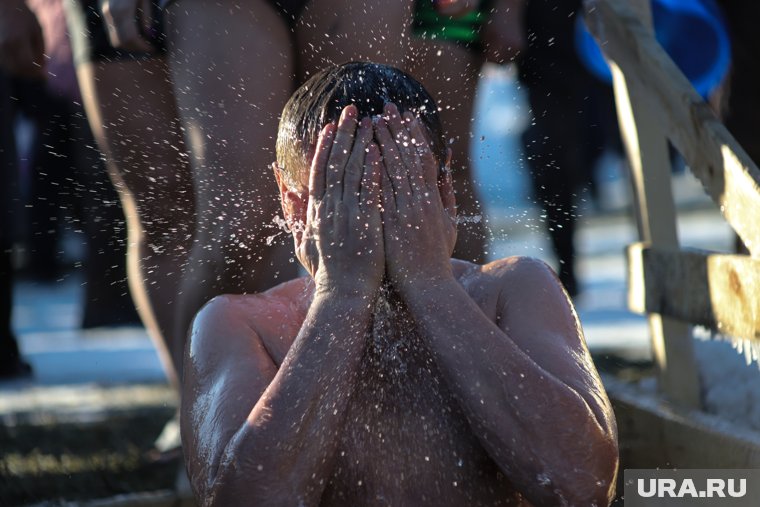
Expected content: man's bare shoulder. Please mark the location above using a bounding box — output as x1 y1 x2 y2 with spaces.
453 255 566 300
451 255 574 334
189 277 314 367
196 276 313 322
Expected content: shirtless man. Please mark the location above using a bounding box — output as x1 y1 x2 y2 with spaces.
182 63 618 506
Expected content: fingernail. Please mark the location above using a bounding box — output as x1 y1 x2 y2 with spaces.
360 116 372 129
341 105 357 121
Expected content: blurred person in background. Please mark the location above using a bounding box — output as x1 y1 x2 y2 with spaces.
517 0 619 297
406 0 525 264
0 0 138 379
20 0 138 327
64 0 529 391
714 0 760 166
0 0 42 378
62 0 443 458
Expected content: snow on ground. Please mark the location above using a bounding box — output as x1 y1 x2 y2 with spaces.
695 337 760 432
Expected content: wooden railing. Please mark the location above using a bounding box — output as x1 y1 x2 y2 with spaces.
585 0 760 408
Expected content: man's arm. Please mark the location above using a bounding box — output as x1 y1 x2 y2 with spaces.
402 261 618 506
183 292 374 506
182 105 386 506
375 104 618 506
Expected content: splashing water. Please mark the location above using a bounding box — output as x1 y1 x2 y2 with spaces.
367 285 411 377
265 215 302 245
456 214 483 224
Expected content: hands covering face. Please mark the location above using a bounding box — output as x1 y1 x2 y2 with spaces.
375 103 457 291
297 103 457 297
297 105 385 297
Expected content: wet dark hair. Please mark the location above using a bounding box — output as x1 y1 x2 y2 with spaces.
276 61 447 183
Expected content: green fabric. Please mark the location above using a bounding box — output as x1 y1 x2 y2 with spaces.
412 0 493 45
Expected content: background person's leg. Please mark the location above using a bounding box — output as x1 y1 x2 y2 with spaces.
23 82 66 280
76 59 194 388
0 71 32 379
68 108 141 328
522 91 584 297
405 38 487 263
295 0 412 78
165 0 298 369
18 81 138 326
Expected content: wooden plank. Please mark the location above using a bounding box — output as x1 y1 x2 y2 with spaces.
585 0 760 257
603 374 760 469
610 65 679 248
628 244 760 340
607 0 699 408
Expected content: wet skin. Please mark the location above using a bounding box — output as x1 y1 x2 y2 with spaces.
182 104 619 506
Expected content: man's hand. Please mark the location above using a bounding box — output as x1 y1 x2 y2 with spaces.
0 0 44 78
375 103 456 291
298 105 384 298
99 0 154 52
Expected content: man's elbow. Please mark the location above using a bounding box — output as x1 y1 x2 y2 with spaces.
570 391 619 504
561 433 619 507
586 434 619 506
530 426 619 506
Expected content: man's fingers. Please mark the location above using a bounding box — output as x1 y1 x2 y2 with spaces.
384 103 410 151
325 105 358 202
385 103 416 174
401 111 428 194
360 142 381 211
343 116 373 202
309 123 336 201
373 117 405 189
407 113 439 188
380 163 397 227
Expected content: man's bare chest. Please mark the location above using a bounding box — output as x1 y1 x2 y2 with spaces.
319 313 522 506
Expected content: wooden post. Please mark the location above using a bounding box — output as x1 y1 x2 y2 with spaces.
627 244 760 341
607 0 701 408
586 0 760 257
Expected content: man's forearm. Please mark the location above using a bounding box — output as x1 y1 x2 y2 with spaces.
209 292 374 506
402 279 616 506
